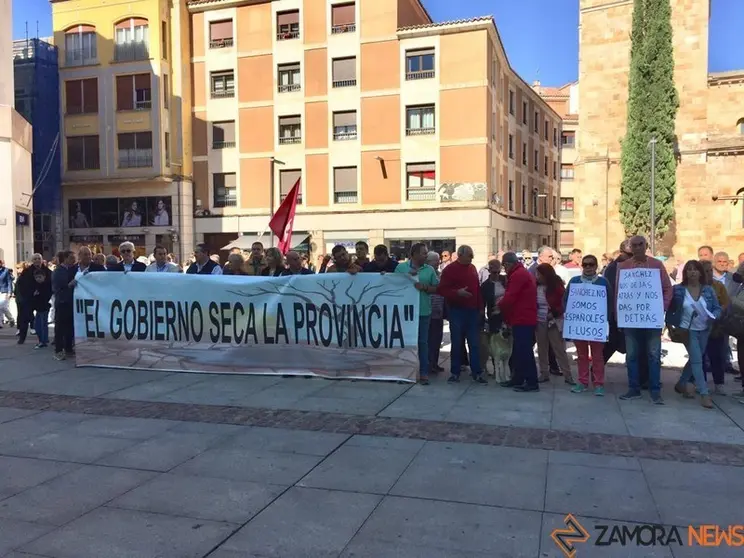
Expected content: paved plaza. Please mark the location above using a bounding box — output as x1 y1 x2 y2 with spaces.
0 327 743 557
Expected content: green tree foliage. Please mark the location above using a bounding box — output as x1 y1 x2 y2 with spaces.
619 0 679 240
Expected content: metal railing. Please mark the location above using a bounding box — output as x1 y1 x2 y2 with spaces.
277 30 300 41
406 187 436 201
209 38 234 49
331 23 356 34
560 172 574 181
212 141 236 149
405 127 435 136
114 42 149 62
332 79 357 88
333 127 357 141
214 195 237 208
278 135 302 145
118 151 153 169
211 88 235 99
405 70 435 81
134 100 151 110
278 83 301 93
65 49 97 67
280 193 303 203
334 192 358 204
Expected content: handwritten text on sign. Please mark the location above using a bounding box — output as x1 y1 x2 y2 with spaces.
563 282 609 342
616 268 664 329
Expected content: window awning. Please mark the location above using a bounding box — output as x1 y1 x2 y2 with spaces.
221 233 311 251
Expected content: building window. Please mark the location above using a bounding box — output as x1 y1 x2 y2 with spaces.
405 48 435 80
405 105 435 136
508 90 515 115
405 163 436 201
278 63 301 93
117 132 153 168
209 19 233 48
161 21 167 59
532 191 538 217
213 172 237 207
534 149 538 171
333 111 357 140
561 164 575 180
544 156 548 176
331 57 356 87
534 111 539 133
114 18 149 62
278 115 302 144
331 3 356 34
66 135 99 170
212 121 236 149
522 101 528 125
560 197 574 220
544 120 549 140
65 78 98 115
508 134 514 159
333 166 358 203
561 131 575 148
553 161 557 179
522 143 527 166
210 71 235 98
560 230 575 247
553 127 558 146
64 25 97 67
277 10 300 40
521 185 527 214
508 180 515 211
163 77 169 109
115 73 151 111
279 169 302 203
164 132 170 167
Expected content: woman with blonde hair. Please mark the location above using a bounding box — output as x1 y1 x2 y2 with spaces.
223 253 248 275
261 247 286 277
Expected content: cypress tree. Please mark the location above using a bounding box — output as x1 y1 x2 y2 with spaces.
619 0 679 241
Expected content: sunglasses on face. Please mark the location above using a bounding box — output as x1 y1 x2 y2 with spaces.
121 249 132 253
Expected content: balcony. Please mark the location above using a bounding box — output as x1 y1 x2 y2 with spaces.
405 70 435 81
560 210 574 222
331 23 356 34
277 31 300 41
405 127 435 137
332 79 357 88
211 88 235 99
212 141 236 149
333 127 357 141
114 42 149 62
134 100 151 111
119 151 153 169
278 83 301 93
65 49 97 67
209 38 234 49
214 196 237 208
406 186 436 201
334 192 358 204
280 193 303 203
279 136 302 145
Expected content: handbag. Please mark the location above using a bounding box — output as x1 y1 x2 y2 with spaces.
667 325 689 344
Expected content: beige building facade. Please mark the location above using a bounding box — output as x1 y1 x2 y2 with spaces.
189 0 562 263
575 0 744 259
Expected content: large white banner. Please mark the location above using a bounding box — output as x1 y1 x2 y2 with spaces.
73 272 420 382
562 282 609 342
616 268 665 329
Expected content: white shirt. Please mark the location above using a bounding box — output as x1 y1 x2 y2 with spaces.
75 265 90 282
682 290 712 331
146 262 181 273
123 262 134 272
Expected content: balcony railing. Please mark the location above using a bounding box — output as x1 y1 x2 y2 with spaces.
406 187 436 201
405 70 435 81
277 30 300 41
209 38 234 49
331 23 356 34
65 49 97 67
214 195 237 208
332 79 356 88
561 173 574 181
278 83 301 93
278 135 302 145
334 192 358 204
333 127 357 141
212 141 236 149
211 88 235 99
118 151 153 169
134 100 151 110
560 210 574 222
114 42 149 62
280 193 303 203
405 127 435 137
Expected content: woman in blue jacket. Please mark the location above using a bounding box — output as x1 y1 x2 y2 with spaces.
666 260 722 408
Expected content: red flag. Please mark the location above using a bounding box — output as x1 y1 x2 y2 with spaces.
268 177 300 254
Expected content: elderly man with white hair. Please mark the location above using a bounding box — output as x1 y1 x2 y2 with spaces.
112 242 146 272
426 251 446 375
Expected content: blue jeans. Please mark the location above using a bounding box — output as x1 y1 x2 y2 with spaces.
448 307 482 377
511 325 539 388
680 329 710 395
418 315 431 378
625 329 662 394
35 311 49 345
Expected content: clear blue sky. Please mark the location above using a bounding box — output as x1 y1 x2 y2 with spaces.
12 0 744 85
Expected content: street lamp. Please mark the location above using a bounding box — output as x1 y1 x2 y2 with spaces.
269 157 285 247
648 137 657 256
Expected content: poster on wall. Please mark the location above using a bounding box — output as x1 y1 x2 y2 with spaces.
69 200 92 228
120 198 146 227
68 197 173 229
148 198 170 226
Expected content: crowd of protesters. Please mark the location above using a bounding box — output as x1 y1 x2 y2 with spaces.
1 238 742 405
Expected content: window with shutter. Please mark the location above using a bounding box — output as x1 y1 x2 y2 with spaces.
333 167 357 203
278 115 302 144
277 11 300 39
213 172 237 207
212 121 236 148
331 3 355 33
405 163 436 201
210 71 235 98
277 63 301 92
332 111 357 140
405 105 435 135
279 169 302 202
331 57 356 87
134 73 151 109
405 48 435 80
65 81 83 115
82 78 98 113
209 20 234 48
114 18 149 61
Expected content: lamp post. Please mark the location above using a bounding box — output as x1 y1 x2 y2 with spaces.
648 137 657 256
269 157 285 247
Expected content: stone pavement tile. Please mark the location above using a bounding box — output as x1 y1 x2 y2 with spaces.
548 451 642 471
283 395 395 416
390 442 547 510
341 495 541 558
0 412 93 446
171 447 324 485
0 430 138 464
540 513 675 557
215 487 381 557
0 408 38 424
298 438 422 494
0 360 70 384
712 396 744 431
108 473 284 524
96 430 232 472
551 390 629 436
239 377 331 409
544 463 659 523
0 455 80 499
0 518 56 556
641 459 744 526
403 377 472 399
445 400 552 429
60 415 180 439
166 421 245 436
101 373 207 401
0 465 155 526
21 506 237 558
216 426 348 456
378 395 456 421
157 376 282 406
345 434 426 451
312 381 410 400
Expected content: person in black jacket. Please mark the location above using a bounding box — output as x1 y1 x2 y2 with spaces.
71 247 106 279
112 241 147 272
29 267 53 348
52 250 76 360
480 259 507 375
17 254 52 345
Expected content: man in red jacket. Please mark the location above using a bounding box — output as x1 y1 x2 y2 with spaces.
498 252 540 392
437 245 487 384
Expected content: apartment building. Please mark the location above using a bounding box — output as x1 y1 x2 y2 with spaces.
535 81 578 255
190 0 562 261
51 0 193 260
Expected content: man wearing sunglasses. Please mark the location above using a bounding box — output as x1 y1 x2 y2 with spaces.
109 242 146 272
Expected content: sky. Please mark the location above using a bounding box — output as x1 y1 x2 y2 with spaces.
11 0 744 86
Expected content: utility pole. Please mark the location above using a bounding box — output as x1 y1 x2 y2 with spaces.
648 137 657 256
